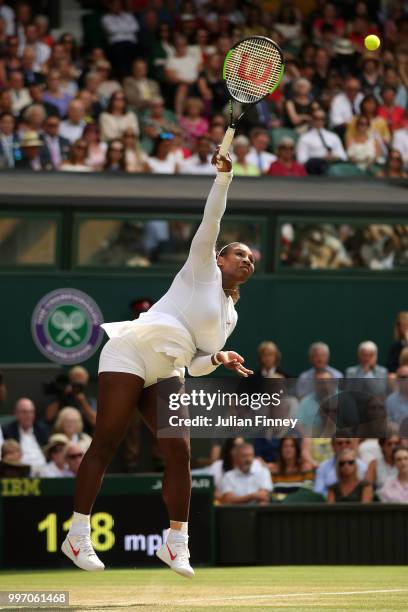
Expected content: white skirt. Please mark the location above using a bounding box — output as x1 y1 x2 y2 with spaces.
98 311 194 387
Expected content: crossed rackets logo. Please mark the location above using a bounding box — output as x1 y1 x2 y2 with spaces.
49 308 87 346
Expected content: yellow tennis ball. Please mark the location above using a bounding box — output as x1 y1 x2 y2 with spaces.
364 35 381 51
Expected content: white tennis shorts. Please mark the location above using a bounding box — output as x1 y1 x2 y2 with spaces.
98 333 185 387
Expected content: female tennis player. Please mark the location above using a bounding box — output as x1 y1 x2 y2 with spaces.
62 151 255 578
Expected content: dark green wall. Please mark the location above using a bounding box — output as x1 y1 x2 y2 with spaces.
1 272 406 375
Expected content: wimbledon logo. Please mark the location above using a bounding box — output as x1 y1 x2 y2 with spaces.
31 288 104 365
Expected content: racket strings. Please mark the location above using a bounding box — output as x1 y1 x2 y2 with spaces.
225 38 282 104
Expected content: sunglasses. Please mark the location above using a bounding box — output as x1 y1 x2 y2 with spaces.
339 460 355 466
159 132 174 140
67 453 83 460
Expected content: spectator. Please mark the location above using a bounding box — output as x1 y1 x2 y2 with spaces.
0 0 14 37
359 54 382 94
102 0 140 79
284 78 314 134
24 80 59 118
220 443 273 505
15 1 31 47
245 128 277 174
313 2 345 42
346 94 391 150
270 438 314 500
366 432 400 490
297 371 337 434
45 368 96 431
267 137 306 177
2 397 48 474
378 85 407 133
94 60 122 105
297 108 347 175
100 90 139 142
197 52 228 115
0 89 13 116
0 111 18 168
164 34 201 116
345 340 388 395
42 70 73 118
21 103 46 134
34 14 54 48
142 96 177 145
274 4 303 51
83 123 107 171
15 130 45 170
376 66 408 110
123 129 149 173
392 126 408 167
329 77 364 137
314 437 367 496
0 439 30 477
54 406 92 454
9 70 31 116
327 448 373 502
19 23 51 72
232 135 260 177
39 433 71 477
387 312 408 373
180 135 214 175
59 100 86 144
386 365 408 425
64 442 84 476
40 115 70 170
254 340 289 379
60 138 91 172
297 342 343 398
59 32 80 67
58 58 79 99
378 446 408 503
123 58 160 111
179 97 209 147
147 133 178 174
147 21 175 84
104 138 127 172
376 148 408 179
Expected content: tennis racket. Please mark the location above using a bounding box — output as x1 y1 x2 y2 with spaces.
219 36 285 158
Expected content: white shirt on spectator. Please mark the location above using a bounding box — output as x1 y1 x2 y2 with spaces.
147 155 178 174
392 128 408 165
297 128 347 163
246 148 277 172
220 462 273 498
180 154 215 175
99 112 139 142
10 88 32 115
102 12 139 45
197 457 264 489
19 41 51 72
59 120 85 144
0 3 14 35
329 92 364 128
39 461 72 478
165 55 200 83
18 426 46 469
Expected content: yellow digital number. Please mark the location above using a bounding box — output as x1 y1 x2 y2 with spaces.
91 512 115 551
38 513 57 552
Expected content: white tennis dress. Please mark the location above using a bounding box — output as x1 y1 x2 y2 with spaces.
99 171 238 386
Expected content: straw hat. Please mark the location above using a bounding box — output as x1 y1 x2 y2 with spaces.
20 131 43 148
43 433 69 458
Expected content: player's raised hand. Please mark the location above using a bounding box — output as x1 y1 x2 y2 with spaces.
212 147 232 172
216 350 253 377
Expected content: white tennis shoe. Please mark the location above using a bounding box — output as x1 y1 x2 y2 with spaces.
61 534 105 571
156 531 195 578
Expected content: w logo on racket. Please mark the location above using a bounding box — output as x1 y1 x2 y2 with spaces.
237 53 273 85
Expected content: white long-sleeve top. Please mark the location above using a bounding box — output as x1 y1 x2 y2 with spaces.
102 171 237 377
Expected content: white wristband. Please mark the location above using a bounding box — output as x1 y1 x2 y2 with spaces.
213 352 222 365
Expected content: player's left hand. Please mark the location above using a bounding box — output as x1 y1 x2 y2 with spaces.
212 147 232 172
216 350 253 377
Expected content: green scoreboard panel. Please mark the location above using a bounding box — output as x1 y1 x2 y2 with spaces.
0 475 214 569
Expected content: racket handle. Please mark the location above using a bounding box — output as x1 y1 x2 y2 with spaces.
219 127 236 157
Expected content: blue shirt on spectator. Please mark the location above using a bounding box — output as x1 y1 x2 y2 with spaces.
386 391 408 425
296 367 343 398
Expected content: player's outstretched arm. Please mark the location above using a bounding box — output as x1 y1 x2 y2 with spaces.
187 151 233 273
188 349 253 377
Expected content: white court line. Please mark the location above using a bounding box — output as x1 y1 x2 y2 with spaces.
171 587 408 605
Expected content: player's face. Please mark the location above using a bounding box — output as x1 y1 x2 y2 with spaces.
218 244 255 283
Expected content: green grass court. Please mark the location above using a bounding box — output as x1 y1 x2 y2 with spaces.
1 566 407 611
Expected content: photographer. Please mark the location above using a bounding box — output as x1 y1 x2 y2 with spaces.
44 366 96 433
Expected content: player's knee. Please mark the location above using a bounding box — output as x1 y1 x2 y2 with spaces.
90 435 120 463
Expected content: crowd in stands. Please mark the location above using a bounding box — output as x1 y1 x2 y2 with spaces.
0 0 407 177
1 311 408 506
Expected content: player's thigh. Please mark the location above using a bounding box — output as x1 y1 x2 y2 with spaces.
94 372 144 443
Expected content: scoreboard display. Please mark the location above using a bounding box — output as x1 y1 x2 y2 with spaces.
0 475 214 569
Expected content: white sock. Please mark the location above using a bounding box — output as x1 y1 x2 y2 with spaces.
168 522 188 538
69 511 91 537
